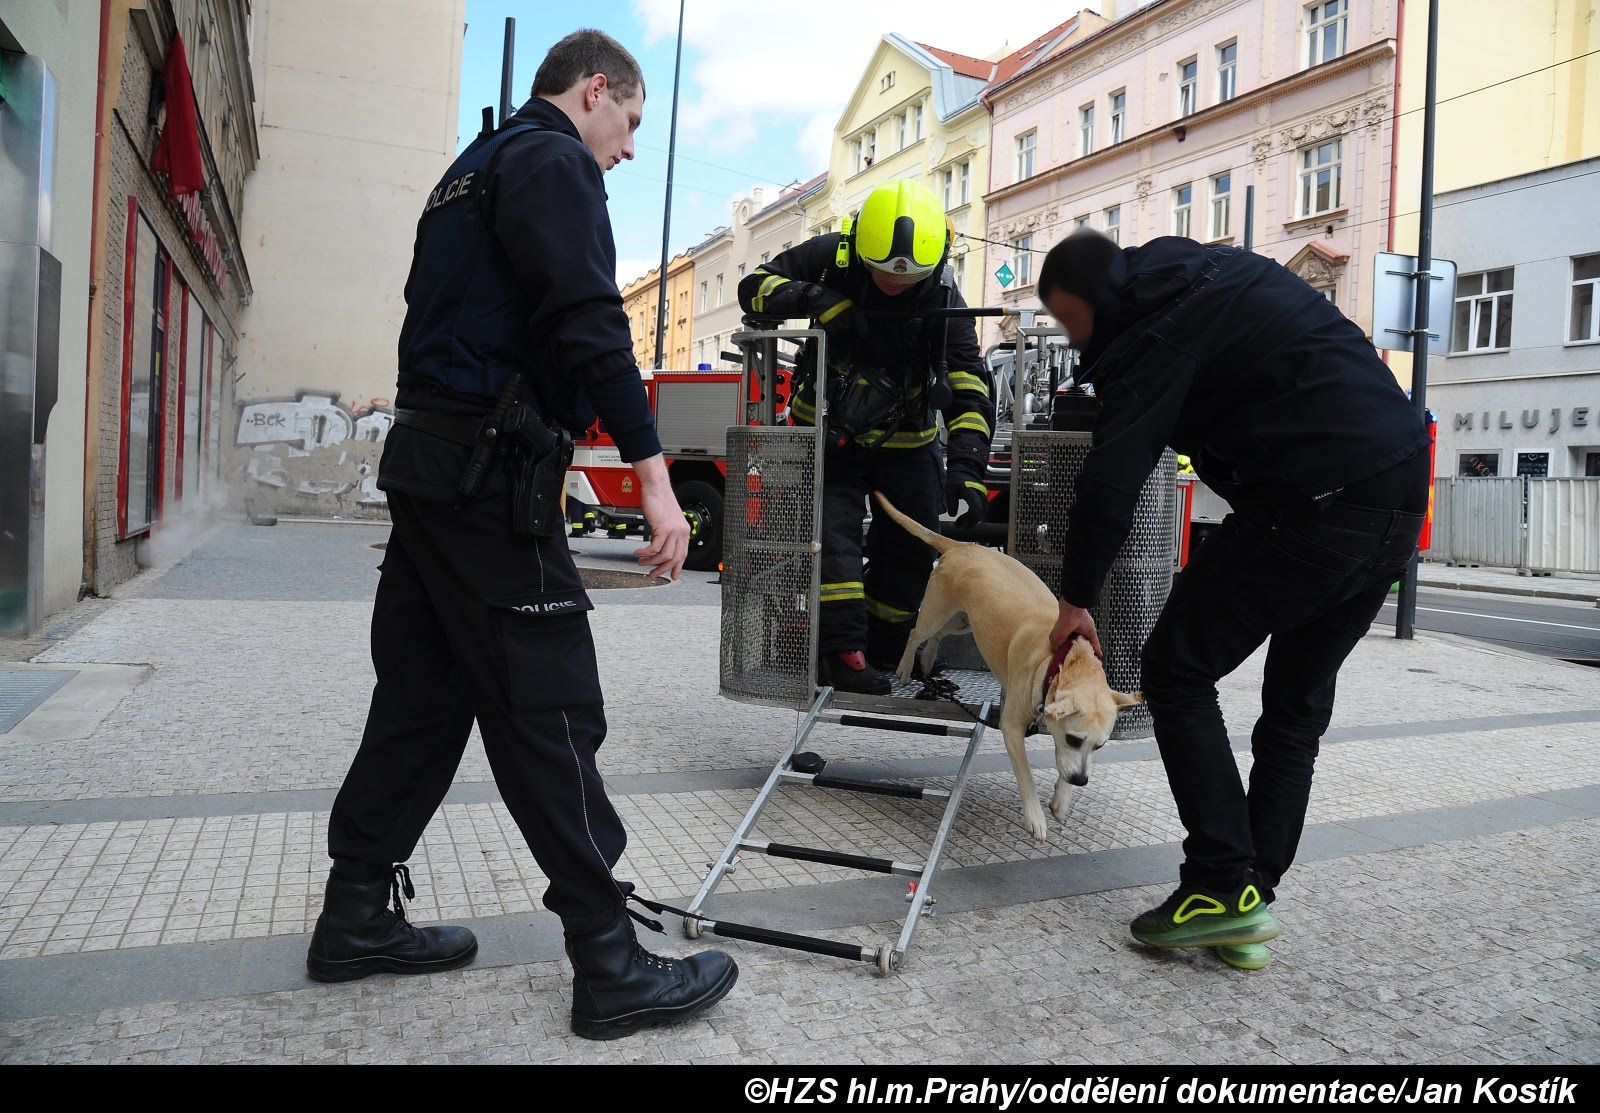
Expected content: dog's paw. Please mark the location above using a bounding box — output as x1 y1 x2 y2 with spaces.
1023 802 1050 844
1049 778 1074 822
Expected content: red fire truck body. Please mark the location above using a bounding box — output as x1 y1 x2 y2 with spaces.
565 367 792 570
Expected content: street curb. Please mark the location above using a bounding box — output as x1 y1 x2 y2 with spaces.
1416 577 1600 606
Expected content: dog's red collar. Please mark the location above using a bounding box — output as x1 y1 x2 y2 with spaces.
1041 633 1080 704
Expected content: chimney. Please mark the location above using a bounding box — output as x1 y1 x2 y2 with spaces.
751 186 765 206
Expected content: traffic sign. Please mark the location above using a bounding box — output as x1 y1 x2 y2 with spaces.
995 262 1015 289
1372 251 1456 354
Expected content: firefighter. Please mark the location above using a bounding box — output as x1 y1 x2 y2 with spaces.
739 180 995 694
1038 229 1429 970
306 29 736 1040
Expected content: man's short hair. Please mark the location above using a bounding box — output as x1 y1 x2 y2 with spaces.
532 28 645 102
1037 228 1121 303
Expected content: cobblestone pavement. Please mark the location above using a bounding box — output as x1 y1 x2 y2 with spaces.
1 522 1596 1065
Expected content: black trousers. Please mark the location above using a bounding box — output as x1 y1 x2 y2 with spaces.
818 441 943 663
328 488 628 934
1140 452 1428 901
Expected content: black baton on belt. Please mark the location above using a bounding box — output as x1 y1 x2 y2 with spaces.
458 372 522 499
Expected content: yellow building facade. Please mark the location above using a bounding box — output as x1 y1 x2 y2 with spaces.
1388 0 1599 389
620 252 696 371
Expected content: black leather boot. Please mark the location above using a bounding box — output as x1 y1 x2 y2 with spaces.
306 861 478 983
566 913 738 1040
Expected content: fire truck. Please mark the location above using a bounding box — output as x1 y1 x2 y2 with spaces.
565 364 794 571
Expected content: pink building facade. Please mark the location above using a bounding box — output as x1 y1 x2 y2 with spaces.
982 0 1399 344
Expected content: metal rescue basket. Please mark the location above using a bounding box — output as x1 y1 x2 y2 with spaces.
683 313 1175 974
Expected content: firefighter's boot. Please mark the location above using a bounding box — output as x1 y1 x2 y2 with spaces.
819 649 894 695
306 861 478 983
566 913 739 1040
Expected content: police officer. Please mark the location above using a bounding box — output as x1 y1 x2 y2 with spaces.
1038 230 1429 971
305 29 737 1041
739 180 995 694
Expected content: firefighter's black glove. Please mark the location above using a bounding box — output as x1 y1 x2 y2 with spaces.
944 444 988 531
814 292 871 370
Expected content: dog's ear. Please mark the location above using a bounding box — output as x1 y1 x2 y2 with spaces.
1110 689 1143 708
1042 693 1076 720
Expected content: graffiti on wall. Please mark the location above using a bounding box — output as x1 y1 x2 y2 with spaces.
233 391 395 514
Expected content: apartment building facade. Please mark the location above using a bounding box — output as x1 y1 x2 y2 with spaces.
620 251 694 371
983 0 1398 341
688 176 820 371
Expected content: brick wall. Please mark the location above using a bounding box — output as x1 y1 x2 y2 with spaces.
92 23 244 594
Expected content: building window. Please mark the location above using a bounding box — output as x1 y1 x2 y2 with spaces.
1172 183 1193 238
1210 172 1232 239
1316 283 1337 306
1016 130 1037 181
121 206 168 537
897 112 907 149
1075 214 1091 229
1570 254 1600 342
760 251 770 264
1105 205 1121 245
1178 57 1199 116
699 281 708 312
865 128 876 167
737 262 746 280
959 160 971 205
941 166 955 209
1452 268 1515 353
1517 451 1550 478
716 273 724 306
1010 234 1034 287
954 255 966 289
1297 138 1343 217
1306 0 1348 67
1218 41 1238 101
1080 104 1095 156
783 241 792 251
1109 89 1126 144
881 71 895 92
913 103 923 141
1458 451 1500 477
850 139 863 175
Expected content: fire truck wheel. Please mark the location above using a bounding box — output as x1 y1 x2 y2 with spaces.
675 479 724 572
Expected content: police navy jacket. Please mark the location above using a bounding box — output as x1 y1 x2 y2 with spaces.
1059 237 1430 608
381 98 660 501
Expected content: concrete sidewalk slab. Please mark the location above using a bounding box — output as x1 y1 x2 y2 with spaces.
0 522 1594 1065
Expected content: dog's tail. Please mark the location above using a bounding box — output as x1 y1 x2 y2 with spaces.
872 490 958 554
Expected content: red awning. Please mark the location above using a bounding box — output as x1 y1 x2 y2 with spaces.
151 30 205 199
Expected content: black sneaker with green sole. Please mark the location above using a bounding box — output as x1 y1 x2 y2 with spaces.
1130 882 1279 949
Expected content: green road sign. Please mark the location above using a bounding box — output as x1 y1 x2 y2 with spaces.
995 262 1015 288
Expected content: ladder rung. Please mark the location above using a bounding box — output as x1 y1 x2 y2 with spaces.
700 917 872 962
740 839 923 876
780 771 946 800
834 713 966 736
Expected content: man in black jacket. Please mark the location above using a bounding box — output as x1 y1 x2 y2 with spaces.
1039 231 1428 971
305 28 737 1040
739 180 995 694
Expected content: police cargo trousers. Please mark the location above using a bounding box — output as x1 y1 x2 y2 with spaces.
818 441 943 665
328 488 629 934
1137 451 1428 903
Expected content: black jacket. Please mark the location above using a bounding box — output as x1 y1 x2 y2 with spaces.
738 234 994 459
383 99 659 501
1061 237 1429 607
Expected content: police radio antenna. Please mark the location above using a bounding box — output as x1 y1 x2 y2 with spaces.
498 17 516 126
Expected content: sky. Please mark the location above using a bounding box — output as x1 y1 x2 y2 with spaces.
456 0 1103 288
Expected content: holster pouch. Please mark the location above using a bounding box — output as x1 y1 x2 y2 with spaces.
511 425 573 538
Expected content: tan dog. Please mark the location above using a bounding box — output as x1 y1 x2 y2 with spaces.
874 491 1142 843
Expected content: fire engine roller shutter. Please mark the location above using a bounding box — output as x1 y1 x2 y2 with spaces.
654 379 743 456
